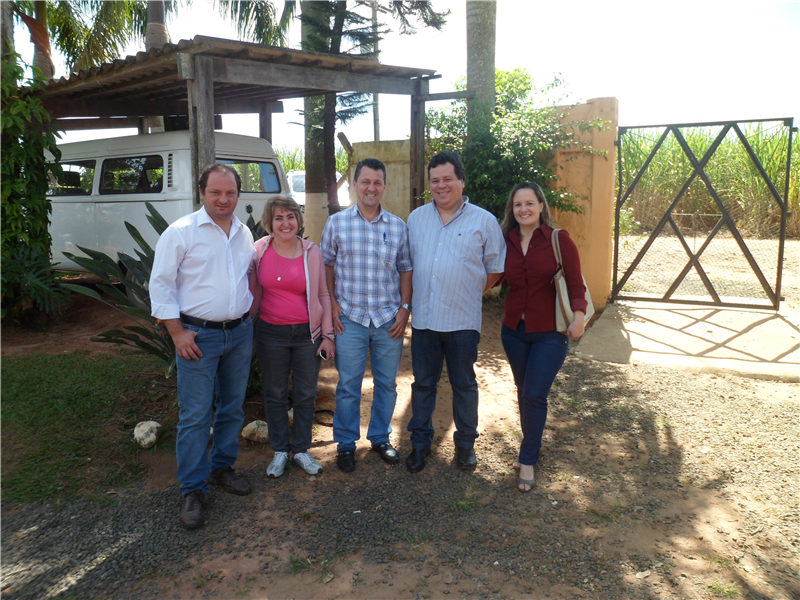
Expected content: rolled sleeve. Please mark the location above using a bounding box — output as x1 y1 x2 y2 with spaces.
320 220 336 266
396 226 413 272
483 217 507 273
149 228 184 320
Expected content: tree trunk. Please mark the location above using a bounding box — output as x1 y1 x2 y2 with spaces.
1 1 14 56
465 0 496 147
32 1 54 79
300 1 328 242
322 2 347 213
145 0 169 50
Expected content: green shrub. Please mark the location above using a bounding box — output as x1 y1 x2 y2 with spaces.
1 52 67 321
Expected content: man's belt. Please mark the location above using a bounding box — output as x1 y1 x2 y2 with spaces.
180 312 248 330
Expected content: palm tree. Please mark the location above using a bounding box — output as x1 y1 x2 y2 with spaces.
465 0 496 147
11 0 147 78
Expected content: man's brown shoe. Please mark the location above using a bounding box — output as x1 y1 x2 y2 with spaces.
180 491 205 529
209 467 252 495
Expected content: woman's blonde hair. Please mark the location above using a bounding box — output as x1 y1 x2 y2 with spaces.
261 195 303 235
500 182 554 235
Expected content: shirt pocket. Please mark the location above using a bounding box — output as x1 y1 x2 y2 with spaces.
446 229 477 263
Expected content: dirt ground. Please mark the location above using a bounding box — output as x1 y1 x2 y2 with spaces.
2 292 798 600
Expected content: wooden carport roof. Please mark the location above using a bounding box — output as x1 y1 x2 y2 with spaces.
32 35 464 211
36 35 438 121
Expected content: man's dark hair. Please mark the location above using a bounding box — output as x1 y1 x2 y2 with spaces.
198 163 242 194
354 158 387 183
427 151 466 181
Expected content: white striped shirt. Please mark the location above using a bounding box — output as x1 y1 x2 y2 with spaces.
408 197 505 332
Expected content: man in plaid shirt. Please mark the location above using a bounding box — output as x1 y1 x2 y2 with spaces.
321 158 413 472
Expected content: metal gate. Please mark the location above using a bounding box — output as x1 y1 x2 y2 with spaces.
613 118 795 310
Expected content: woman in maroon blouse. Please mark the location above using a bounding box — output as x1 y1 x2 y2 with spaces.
500 182 588 492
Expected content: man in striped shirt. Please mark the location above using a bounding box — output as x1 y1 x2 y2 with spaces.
405 151 506 473
321 158 413 473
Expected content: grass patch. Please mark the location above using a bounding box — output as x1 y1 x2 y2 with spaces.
1 352 167 503
452 497 480 513
287 556 313 574
709 580 740 597
703 555 733 568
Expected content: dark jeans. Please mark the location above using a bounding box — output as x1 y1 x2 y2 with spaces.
407 327 481 449
255 320 321 454
501 321 569 466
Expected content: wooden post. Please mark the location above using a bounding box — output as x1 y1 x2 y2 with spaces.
195 55 216 172
409 78 429 213
258 101 284 144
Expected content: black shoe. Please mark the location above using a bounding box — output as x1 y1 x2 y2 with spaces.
371 442 400 465
406 448 431 473
455 446 477 471
208 466 252 495
180 491 205 529
337 451 356 472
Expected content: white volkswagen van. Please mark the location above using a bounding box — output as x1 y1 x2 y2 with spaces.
47 130 289 271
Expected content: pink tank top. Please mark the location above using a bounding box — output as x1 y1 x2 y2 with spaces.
258 245 308 325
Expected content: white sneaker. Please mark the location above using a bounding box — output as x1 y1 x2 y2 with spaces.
267 451 290 478
292 452 322 475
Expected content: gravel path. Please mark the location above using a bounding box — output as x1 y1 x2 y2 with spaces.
3 351 797 600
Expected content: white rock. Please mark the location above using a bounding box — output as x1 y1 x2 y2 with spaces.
134 421 162 449
241 420 269 443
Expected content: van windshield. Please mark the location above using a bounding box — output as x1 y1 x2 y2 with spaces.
220 160 281 193
48 160 95 196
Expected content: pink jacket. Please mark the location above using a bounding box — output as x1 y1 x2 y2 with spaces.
249 236 334 342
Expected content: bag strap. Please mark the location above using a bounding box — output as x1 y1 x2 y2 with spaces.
551 228 563 267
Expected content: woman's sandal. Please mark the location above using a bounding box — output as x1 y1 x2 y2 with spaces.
517 476 534 493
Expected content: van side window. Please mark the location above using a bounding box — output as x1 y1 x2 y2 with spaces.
100 155 164 194
48 161 95 195
221 160 281 193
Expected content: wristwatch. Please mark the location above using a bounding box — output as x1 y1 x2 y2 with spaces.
400 303 412 313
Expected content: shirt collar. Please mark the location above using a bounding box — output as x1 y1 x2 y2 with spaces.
198 206 244 231
353 203 385 224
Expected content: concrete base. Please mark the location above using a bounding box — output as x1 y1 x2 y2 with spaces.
575 301 800 382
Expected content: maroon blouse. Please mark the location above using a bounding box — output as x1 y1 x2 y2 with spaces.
503 224 588 333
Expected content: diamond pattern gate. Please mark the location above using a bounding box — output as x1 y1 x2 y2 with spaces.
613 118 795 310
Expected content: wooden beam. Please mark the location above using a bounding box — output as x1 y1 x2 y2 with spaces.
212 57 418 96
410 78 429 212
195 55 216 181
53 117 142 130
417 90 474 103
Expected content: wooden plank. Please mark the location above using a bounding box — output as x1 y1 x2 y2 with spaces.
53 117 142 130
212 57 418 96
194 55 216 176
410 78 429 212
417 90 474 103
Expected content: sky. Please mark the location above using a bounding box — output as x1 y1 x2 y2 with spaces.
12 0 800 148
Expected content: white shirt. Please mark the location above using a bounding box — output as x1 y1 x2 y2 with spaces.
150 207 255 322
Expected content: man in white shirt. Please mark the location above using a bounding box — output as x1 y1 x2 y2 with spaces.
150 163 256 529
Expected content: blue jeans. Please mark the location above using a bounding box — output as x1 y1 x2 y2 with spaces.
333 314 403 452
255 320 321 454
407 327 481 449
176 315 253 496
501 322 569 466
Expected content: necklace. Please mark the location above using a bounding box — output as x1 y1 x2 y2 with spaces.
274 239 298 281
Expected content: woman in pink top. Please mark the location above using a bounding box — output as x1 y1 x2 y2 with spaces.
250 196 335 478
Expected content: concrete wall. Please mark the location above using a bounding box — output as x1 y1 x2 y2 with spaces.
551 97 618 311
350 140 413 220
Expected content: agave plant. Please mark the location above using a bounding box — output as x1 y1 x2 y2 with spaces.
62 201 176 377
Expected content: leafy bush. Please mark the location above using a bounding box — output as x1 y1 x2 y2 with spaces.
63 202 177 376
426 69 608 218
1 52 67 321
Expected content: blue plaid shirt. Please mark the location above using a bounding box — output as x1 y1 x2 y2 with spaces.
321 204 413 328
